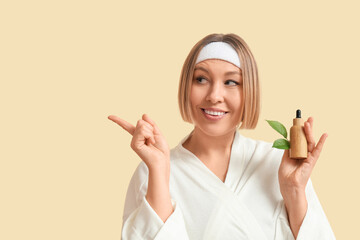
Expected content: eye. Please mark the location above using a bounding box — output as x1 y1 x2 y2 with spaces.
225 80 240 86
195 77 208 84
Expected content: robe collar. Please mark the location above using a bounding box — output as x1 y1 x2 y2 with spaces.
175 129 246 191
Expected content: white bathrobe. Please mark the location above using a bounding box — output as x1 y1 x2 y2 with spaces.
121 130 336 239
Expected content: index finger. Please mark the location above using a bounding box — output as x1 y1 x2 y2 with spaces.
108 115 135 135
310 133 328 160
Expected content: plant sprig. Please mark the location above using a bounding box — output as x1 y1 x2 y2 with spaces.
265 120 290 149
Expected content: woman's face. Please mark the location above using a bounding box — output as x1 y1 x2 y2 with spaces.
190 59 243 137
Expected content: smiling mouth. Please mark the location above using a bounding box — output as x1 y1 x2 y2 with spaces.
201 108 229 116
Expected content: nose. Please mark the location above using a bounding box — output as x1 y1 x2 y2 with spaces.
205 82 224 104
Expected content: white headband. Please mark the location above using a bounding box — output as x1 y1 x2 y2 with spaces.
195 41 241 68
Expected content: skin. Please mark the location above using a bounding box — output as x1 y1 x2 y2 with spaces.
182 59 243 181
108 59 328 238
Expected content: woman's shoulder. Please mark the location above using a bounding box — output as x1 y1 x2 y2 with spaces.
169 132 194 161
239 133 284 166
239 134 285 197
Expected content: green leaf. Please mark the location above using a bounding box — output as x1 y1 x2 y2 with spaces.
266 120 288 139
272 138 290 149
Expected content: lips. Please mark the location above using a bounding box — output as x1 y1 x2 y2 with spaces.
200 108 228 121
201 108 229 113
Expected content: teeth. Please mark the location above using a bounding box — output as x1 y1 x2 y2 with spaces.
204 109 226 116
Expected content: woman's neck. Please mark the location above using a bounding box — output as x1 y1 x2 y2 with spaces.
183 127 237 159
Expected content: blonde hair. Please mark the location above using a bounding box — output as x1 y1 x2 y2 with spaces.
178 33 261 129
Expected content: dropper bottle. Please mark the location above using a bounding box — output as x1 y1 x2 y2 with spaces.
289 109 308 159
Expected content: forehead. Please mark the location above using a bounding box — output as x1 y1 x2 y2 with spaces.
194 59 241 74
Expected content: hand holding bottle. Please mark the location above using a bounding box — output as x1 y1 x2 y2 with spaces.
279 116 328 191
278 116 328 237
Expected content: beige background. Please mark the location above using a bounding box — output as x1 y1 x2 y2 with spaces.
1 0 358 239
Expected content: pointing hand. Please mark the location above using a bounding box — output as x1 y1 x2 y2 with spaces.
108 114 170 171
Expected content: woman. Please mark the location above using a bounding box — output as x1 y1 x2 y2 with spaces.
108 33 335 239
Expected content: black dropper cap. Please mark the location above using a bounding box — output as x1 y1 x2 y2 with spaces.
296 109 301 118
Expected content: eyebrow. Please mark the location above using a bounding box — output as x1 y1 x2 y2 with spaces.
194 66 240 76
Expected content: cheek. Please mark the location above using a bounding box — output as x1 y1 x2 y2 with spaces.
228 90 242 107
189 86 204 106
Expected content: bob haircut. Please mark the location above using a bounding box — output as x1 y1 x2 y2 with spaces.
178 33 260 129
